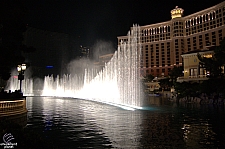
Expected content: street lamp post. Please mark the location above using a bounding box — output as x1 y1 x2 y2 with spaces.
17 64 26 93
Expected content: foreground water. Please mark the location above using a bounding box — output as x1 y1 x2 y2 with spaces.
24 96 225 148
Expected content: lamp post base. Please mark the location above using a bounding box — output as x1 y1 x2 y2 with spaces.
18 74 24 93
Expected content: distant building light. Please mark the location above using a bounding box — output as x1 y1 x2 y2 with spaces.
203 54 212 58
46 66 53 68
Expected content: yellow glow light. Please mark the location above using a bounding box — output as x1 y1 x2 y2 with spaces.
203 54 212 58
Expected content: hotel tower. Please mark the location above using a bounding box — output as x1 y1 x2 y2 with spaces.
118 1 225 77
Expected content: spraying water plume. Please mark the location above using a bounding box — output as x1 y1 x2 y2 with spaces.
7 25 143 109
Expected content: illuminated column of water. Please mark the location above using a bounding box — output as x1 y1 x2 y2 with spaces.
5 76 34 96
138 26 142 106
123 42 127 105
42 75 55 96
24 79 33 96
116 47 121 103
118 44 125 105
41 25 143 108
131 28 137 106
132 25 142 107
131 39 136 106
6 77 19 92
131 36 136 106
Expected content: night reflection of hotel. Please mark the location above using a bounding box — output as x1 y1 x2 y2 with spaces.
118 1 225 77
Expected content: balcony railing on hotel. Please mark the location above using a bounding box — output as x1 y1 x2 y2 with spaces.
177 75 208 82
0 98 27 117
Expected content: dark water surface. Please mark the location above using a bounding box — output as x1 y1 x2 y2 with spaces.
24 97 225 148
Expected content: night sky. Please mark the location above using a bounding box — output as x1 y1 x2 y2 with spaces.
25 0 224 47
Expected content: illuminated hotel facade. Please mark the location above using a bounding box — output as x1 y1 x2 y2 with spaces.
118 1 225 77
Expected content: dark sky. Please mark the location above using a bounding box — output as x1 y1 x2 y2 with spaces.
25 0 224 47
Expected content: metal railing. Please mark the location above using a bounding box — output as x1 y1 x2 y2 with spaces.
177 75 208 82
0 98 27 117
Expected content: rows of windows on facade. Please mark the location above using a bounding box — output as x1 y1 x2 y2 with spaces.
117 1 225 77
79 45 90 58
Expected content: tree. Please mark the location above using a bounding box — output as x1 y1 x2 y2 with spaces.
174 82 200 102
0 0 32 80
197 38 225 79
169 66 183 85
159 78 171 91
145 74 154 82
197 38 225 103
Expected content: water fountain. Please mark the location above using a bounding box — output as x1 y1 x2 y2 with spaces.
6 25 143 109
5 73 34 96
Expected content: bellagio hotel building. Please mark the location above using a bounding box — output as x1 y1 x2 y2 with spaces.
117 1 225 77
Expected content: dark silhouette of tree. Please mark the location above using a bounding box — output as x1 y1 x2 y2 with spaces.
144 74 154 82
0 0 35 80
169 66 183 84
175 82 200 102
197 38 225 103
198 38 225 79
159 78 171 91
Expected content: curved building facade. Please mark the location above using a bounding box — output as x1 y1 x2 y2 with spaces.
118 1 225 77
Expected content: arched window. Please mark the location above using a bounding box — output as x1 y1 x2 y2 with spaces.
210 12 213 20
213 11 216 19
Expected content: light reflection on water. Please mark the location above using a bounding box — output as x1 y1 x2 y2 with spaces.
25 97 225 148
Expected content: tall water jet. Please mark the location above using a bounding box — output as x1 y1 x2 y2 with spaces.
6 25 143 109
42 25 143 109
5 76 34 96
